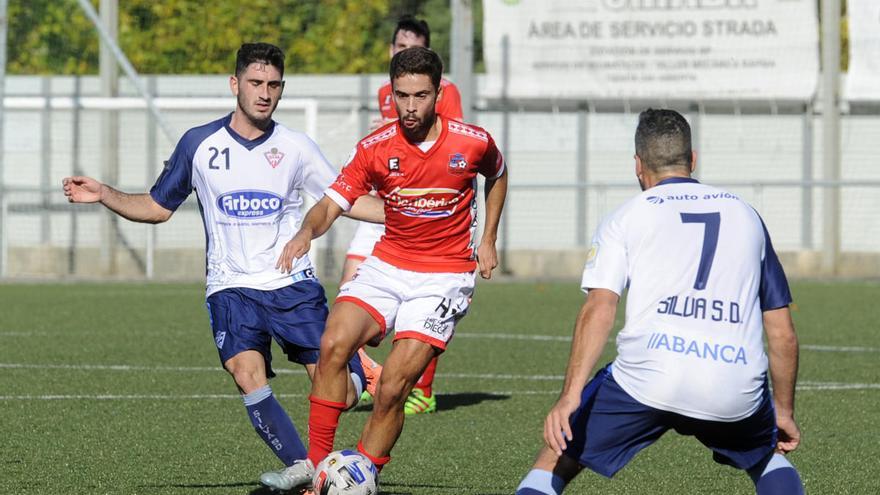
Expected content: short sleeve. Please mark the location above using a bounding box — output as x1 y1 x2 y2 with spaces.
324 146 374 212
580 214 628 296
438 83 463 120
758 218 793 311
149 135 194 211
477 135 506 180
298 135 338 201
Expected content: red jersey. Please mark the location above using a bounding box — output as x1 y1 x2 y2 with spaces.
326 118 505 273
378 78 463 121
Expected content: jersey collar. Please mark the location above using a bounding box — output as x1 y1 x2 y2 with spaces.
222 113 276 151
397 116 448 159
655 176 699 186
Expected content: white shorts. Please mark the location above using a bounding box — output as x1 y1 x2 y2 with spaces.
345 221 385 260
336 257 475 350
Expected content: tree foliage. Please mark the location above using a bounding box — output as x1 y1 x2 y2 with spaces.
7 0 98 74
6 0 455 75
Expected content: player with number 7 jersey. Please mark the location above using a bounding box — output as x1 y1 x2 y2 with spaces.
586 176 786 420
516 109 802 495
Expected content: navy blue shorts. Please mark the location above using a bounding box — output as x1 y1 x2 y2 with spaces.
565 364 777 478
205 280 364 383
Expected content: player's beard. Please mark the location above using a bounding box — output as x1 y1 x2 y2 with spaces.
400 109 437 142
238 93 276 130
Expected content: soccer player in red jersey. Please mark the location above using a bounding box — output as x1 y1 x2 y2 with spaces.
344 15 466 416
375 16 463 124
277 46 507 478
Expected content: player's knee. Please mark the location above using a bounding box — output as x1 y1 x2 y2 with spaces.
374 377 408 411
227 366 265 393
319 331 357 368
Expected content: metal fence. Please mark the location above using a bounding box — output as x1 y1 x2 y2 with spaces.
1 75 878 281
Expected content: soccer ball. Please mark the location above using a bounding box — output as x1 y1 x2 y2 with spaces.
312 450 378 495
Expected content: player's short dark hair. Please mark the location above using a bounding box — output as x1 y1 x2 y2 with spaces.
235 43 285 78
390 46 442 90
635 109 693 172
391 15 431 47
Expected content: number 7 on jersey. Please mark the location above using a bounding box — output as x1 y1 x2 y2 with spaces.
680 212 720 291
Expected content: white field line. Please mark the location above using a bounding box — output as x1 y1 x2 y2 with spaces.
799 344 879 353
2 330 877 353
0 362 877 398
1 383 877 401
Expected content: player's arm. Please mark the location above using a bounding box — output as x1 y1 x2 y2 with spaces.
544 288 618 456
276 196 344 273
763 306 800 454
62 176 172 224
301 138 383 224
476 165 508 279
344 194 384 224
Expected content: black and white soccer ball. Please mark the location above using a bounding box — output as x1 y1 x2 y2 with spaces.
312 450 378 495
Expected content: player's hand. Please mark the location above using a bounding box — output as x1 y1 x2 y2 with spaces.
543 393 580 456
775 413 801 454
476 242 498 279
276 229 312 274
62 176 104 203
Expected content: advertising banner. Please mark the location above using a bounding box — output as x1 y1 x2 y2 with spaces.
483 0 819 101
845 0 880 101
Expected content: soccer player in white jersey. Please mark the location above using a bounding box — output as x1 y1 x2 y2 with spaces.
62 43 382 493
516 109 804 495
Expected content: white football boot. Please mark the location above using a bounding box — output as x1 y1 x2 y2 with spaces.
259 458 315 492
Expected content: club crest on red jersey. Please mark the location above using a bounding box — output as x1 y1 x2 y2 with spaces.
448 153 468 175
264 147 284 168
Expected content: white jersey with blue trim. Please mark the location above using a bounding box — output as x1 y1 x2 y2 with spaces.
581 177 792 422
150 113 336 296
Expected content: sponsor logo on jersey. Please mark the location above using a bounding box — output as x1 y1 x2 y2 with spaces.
448 153 468 175
264 147 284 168
387 186 463 218
389 157 400 171
645 332 748 365
215 331 226 349
216 190 283 219
646 195 665 204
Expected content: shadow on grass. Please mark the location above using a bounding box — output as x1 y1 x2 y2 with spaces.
139 481 263 491
435 392 510 412
140 474 508 494
380 480 508 495
354 392 510 414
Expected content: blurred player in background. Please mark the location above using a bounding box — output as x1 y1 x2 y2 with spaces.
516 109 804 495
62 42 382 494
345 15 465 416
277 46 507 479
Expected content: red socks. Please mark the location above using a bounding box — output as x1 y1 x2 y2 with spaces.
414 355 438 397
357 440 391 473
307 395 345 465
